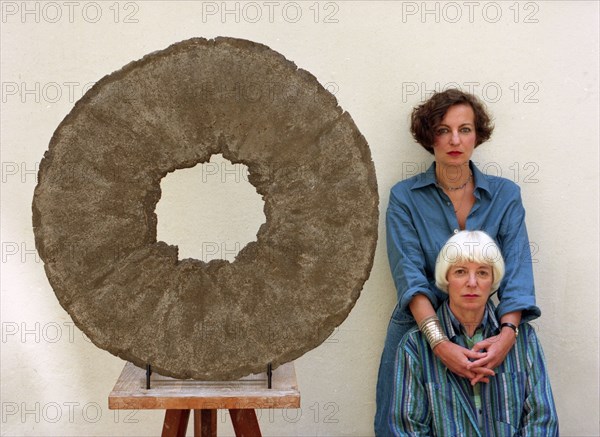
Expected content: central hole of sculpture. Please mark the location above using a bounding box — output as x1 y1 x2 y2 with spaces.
156 154 266 262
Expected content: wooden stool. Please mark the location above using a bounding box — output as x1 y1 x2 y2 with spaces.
109 362 300 436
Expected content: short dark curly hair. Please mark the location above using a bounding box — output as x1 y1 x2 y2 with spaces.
410 89 494 154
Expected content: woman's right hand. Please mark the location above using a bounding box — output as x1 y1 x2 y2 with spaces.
433 341 495 384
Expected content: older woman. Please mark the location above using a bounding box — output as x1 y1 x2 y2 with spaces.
375 89 540 435
390 231 558 436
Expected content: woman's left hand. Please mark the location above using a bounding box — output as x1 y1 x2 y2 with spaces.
467 329 516 384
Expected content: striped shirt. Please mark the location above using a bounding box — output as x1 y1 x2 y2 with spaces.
390 301 558 436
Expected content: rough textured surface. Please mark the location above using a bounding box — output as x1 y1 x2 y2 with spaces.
32 37 379 380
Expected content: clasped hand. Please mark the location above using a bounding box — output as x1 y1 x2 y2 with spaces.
433 331 515 385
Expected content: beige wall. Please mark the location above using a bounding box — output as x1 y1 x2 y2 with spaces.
1 1 598 435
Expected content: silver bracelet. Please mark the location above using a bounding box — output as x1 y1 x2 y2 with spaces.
418 315 449 350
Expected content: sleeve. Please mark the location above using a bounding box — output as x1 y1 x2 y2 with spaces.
495 183 541 322
386 189 439 315
389 334 432 436
519 325 559 436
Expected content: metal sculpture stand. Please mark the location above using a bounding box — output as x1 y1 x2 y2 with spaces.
109 362 300 437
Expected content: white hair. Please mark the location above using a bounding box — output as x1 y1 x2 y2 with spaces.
435 230 505 293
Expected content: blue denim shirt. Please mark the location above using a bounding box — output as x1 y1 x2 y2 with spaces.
386 161 540 323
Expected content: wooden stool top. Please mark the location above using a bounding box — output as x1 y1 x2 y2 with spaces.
109 362 300 410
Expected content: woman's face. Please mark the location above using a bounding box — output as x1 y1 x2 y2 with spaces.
447 261 493 316
432 104 477 167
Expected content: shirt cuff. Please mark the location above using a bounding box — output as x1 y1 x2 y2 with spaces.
398 288 441 320
496 298 541 323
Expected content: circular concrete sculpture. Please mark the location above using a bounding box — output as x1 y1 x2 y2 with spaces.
33 37 378 380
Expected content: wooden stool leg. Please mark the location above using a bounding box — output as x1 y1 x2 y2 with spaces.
194 409 217 437
162 409 190 437
229 409 262 437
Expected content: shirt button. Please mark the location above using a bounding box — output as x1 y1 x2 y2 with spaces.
453 229 459 234
447 202 451 206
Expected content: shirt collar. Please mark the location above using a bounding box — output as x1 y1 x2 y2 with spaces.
410 161 492 197
439 299 500 340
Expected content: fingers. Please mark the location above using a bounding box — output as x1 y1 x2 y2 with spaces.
469 366 495 385
456 359 494 380
470 375 490 385
466 354 495 369
471 366 495 376
469 346 508 369
473 333 503 351
435 342 496 380
472 338 494 350
457 369 477 380
464 349 487 360
470 374 483 384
